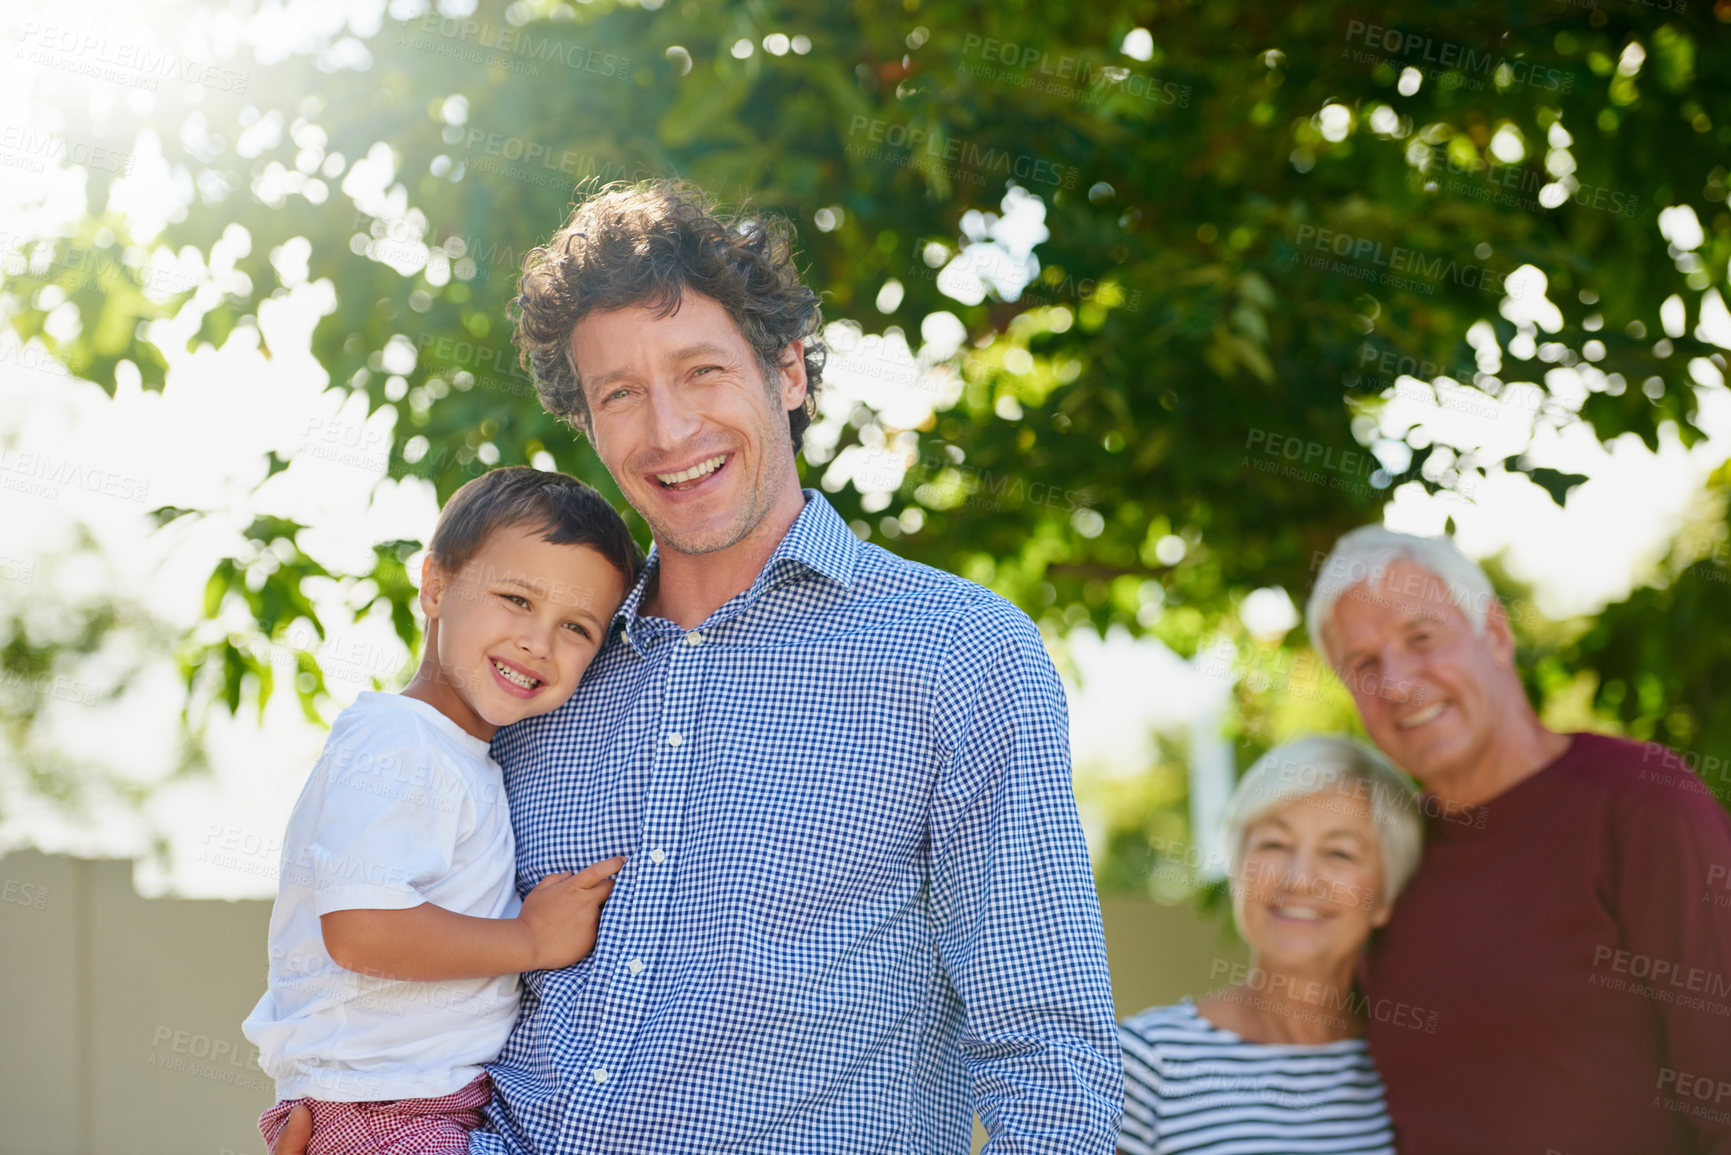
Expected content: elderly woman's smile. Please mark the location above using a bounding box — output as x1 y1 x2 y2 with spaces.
1235 790 1393 976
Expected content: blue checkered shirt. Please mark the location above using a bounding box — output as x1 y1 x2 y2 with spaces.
472 491 1122 1153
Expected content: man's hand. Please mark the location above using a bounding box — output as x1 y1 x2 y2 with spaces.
267 1102 311 1155
517 856 626 970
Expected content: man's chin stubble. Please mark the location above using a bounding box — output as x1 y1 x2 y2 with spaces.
642 493 762 557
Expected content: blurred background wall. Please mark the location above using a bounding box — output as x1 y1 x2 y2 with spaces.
0 849 1243 1154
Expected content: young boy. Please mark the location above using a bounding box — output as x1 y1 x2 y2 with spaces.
242 466 643 1152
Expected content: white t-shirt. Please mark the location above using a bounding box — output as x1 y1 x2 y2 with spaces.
242 692 523 1102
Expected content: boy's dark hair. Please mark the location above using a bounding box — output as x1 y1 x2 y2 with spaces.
510 178 826 453
427 466 644 590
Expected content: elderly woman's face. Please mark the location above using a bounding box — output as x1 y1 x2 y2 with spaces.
1232 788 1391 972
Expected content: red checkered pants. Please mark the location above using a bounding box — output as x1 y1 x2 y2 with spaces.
258 1073 491 1154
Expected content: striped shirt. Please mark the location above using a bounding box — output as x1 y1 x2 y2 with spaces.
474 491 1123 1154
1118 999 1395 1154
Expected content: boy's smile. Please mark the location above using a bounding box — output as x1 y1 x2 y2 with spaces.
488 653 544 695
406 523 630 741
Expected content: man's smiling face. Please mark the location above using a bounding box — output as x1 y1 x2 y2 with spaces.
570 291 806 557
1322 559 1518 791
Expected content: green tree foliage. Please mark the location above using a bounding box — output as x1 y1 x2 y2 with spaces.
5 0 1729 885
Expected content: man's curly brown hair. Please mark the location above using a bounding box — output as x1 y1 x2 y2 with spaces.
510 179 825 453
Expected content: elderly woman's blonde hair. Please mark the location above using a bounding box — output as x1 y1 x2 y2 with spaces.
1223 735 1425 903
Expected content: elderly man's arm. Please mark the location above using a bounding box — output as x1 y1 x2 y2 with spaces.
927 601 1124 1152
1617 761 1731 1155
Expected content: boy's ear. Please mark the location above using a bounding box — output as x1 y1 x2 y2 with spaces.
418 554 446 620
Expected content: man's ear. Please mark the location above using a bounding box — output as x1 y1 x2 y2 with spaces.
1481 595 1516 670
419 554 447 621
776 340 808 412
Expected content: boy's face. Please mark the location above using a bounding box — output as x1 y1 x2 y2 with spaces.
418 523 629 740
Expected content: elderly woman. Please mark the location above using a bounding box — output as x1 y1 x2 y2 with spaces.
1118 735 1423 1154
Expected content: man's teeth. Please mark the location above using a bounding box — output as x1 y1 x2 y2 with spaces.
656 454 728 487
1274 906 1325 921
1397 701 1448 730
493 660 539 690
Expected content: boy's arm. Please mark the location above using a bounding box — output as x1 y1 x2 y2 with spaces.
321 857 624 980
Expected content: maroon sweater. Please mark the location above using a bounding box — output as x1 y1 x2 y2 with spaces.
1362 732 1731 1155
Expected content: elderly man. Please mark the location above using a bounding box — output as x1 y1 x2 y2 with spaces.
1308 525 1731 1155
275 179 1121 1154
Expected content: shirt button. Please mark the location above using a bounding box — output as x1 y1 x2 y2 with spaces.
649 848 666 864
666 731 683 748
626 958 645 975
684 630 704 646
592 1067 609 1084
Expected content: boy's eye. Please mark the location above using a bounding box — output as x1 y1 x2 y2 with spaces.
563 621 591 639
501 593 529 608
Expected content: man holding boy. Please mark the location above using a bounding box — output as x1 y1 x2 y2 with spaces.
1308 526 1731 1154
278 179 1121 1153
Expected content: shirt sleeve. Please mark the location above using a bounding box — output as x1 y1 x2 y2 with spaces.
1613 757 1731 1155
927 602 1124 1152
305 729 474 916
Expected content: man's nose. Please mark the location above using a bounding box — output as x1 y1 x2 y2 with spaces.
1374 648 1420 702
643 381 702 450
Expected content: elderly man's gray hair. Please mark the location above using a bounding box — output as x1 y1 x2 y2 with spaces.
1306 525 1497 665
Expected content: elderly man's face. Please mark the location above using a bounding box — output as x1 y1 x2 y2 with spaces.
1321 559 1516 790
570 291 805 557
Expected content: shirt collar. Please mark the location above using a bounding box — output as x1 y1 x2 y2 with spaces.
611 489 859 654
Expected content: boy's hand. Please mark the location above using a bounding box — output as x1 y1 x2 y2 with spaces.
267 1102 311 1154
517 856 626 970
